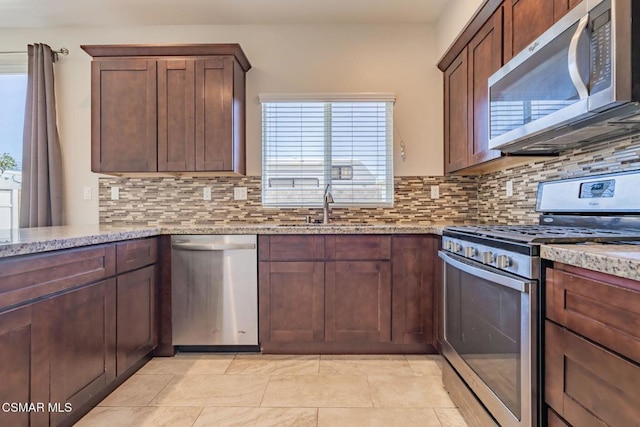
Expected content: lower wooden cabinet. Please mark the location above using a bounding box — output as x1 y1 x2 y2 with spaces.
258 261 324 343
48 278 117 426
325 260 391 343
259 234 439 353
0 238 158 426
545 264 640 427
545 321 640 427
117 265 157 376
0 304 49 427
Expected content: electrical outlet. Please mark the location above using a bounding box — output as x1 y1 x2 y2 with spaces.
234 187 248 200
83 186 92 200
110 186 120 200
506 180 514 197
430 185 440 199
203 187 212 201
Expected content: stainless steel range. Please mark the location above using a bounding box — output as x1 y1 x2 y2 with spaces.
439 170 640 427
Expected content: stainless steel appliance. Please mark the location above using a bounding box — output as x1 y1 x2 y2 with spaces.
440 170 640 427
488 0 640 154
171 235 258 350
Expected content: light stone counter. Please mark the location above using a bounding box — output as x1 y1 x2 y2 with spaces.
0 225 161 258
0 222 453 258
541 243 640 281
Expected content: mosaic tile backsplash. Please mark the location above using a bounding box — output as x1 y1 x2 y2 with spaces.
99 176 479 226
477 135 640 224
99 135 640 226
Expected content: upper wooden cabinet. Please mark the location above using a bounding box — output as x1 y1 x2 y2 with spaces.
82 44 251 174
438 0 580 174
504 0 581 62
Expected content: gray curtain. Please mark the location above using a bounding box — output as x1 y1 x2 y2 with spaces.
20 43 63 227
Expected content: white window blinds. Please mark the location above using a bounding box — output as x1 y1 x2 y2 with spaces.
260 94 395 207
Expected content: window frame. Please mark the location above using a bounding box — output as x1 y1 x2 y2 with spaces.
260 93 395 208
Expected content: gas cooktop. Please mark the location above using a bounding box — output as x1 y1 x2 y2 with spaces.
444 224 640 244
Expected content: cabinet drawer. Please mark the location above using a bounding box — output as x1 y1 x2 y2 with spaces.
258 235 324 261
0 245 116 311
545 321 640 427
325 235 391 260
546 267 640 364
116 238 158 274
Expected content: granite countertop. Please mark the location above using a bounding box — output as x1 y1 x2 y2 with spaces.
541 243 640 281
0 225 161 258
0 222 453 258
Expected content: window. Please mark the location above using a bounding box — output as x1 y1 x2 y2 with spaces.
261 94 394 207
0 53 27 231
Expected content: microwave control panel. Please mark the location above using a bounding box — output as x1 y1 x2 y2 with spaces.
590 5 612 94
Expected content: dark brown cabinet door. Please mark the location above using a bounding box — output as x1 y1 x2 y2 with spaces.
158 59 196 172
91 59 157 172
48 279 116 426
468 8 503 166
444 48 469 174
0 304 49 427
545 321 640 427
325 261 391 343
504 0 576 62
116 265 157 376
196 57 235 172
259 261 325 344
391 236 435 345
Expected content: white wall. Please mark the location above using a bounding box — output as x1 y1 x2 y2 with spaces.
0 23 443 225
435 0 484 58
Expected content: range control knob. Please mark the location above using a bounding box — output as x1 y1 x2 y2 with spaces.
496 255 512 269
453 242 462 253
445 240 453 251
464 247 476 258
482 251 494 264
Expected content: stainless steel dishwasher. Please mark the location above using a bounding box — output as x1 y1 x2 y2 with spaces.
171 235 258 350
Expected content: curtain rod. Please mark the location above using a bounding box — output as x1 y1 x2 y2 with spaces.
0 47 69 58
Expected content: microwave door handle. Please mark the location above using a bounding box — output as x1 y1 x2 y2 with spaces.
568 14 590 100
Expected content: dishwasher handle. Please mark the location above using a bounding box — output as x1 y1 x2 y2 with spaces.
171 242 256 251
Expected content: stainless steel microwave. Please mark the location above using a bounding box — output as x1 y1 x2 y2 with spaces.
488 0 640 154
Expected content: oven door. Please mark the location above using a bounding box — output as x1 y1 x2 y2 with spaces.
439 251 537 427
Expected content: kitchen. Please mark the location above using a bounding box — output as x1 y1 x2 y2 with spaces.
1 0 639 426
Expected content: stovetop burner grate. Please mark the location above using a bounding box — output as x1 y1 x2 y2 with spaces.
445 225 640 244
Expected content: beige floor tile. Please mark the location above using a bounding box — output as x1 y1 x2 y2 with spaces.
318 408 443 427
261 375 372 408
150 375 269 407
405 355 443 376
368 375 455 408
319 355 415 376
435 408 470 427
193 407 317 427
76 406 202 427
137 354 235 375
226 354 319 376
99 374 174 407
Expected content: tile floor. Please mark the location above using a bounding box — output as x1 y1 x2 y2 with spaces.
76 354 468 427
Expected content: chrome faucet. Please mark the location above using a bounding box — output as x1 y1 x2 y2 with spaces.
323 184 334 224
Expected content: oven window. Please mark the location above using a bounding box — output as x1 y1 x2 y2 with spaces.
445 264 522 419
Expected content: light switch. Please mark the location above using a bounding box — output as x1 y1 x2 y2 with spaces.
83 186 92 200
111 186 120 200
234 187 248 200
203 187 212 201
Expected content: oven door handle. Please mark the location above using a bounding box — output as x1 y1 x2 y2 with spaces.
438 251 532 293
